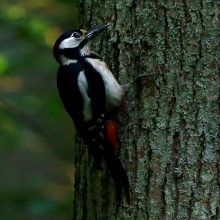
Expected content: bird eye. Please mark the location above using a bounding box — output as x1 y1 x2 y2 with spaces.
71 32 81 38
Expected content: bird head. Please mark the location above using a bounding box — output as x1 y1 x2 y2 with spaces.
53 24 109 63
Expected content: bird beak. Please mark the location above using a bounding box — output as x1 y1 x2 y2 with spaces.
85 24 109 40
79 24 109 48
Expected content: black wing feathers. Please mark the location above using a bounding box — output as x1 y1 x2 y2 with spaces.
57 64 84 131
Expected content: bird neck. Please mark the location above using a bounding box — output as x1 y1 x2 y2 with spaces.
60 55 78 65
59 45 92 65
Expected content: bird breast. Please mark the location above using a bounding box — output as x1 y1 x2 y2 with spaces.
85 58 123 111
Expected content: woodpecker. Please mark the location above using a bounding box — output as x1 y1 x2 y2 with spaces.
53 24 129 205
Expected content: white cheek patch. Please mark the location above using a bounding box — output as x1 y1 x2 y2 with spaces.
59 38 80 49
77 71 92 122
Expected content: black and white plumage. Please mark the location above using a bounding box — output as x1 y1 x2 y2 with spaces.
53 25 130 205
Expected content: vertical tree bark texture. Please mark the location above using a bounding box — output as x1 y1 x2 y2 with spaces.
73 0 220 219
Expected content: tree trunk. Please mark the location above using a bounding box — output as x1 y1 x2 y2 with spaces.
73 0 220 219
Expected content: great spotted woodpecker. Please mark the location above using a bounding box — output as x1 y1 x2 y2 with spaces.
53 24 129 205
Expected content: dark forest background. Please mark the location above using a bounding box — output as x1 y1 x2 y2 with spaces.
0 0 79 219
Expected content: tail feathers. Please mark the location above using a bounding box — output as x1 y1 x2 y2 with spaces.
81 125 130 204
103 139 130 205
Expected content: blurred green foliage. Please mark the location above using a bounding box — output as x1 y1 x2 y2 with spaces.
0 0 79 219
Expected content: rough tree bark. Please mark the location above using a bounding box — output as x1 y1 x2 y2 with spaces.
73 0 220 219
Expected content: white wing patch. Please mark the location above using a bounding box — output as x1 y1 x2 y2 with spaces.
85 58 122 110
77 71 92 122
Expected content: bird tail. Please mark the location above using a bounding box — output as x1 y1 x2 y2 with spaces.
81 119 130 205
103 138 130 205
